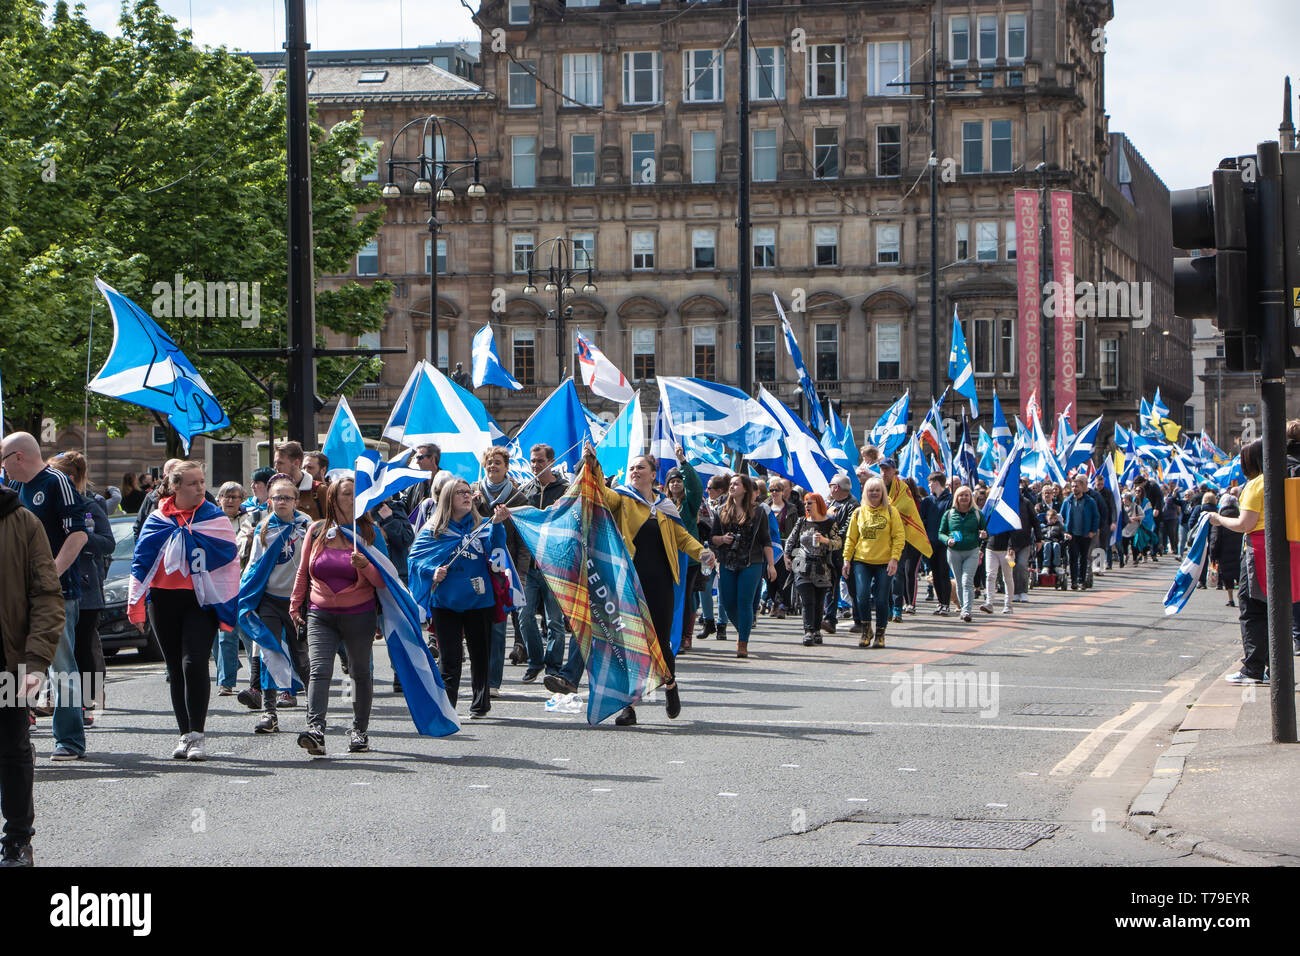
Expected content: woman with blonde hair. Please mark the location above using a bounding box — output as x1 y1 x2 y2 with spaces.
939 485 987 623
842 476 904 648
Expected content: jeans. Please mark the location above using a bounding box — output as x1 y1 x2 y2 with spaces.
520 568 566 673
984 549 1014 609
718 562 764 643
559 633 585 688
1160 518 1179 555
258 596 310 710
488 619 506 689
1042 541 1064 571
1012 546 1033 594
851 562 893 629
825 556 859 624
212 626 243 689
51 599 84 755
950 548 981 616
0 696 34 846
1068 537 1092 587
306 608 376 734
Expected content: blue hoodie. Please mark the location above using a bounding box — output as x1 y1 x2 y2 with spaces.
408 513 506 613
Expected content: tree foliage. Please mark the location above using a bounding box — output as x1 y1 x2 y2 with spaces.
0 0 390 445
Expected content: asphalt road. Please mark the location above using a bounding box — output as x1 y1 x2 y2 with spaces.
32 559 1244 866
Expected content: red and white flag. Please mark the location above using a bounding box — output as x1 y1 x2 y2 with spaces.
576 330 634 403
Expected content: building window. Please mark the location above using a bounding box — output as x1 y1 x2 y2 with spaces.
508 60 537 108
508 0 529 24
807 44 846 98
358 136 379 182
562 53 602 107
426 329 450 372
633 328 656 380
754 324 777 382
998 318 1015 375
631 132 656 184
567 0 598 6
513 329 536 386
751 46 785 99
512 234 534 274
693 326 717 380
866 40 910 96
512 136 536 188
1101 338 1119 389
978 14 997 87
876 124 901 177
683 49 723 103
623 51 661 105
1076 322 1086 378
815 324 839 381
876 224 901 265
991 120 1012 172
949 16 969 89
877 322 901 380
1007 13 1027 86
955 222 969 261
1183 405 1195 432
631 230 655 270
976 221 998 261
814 226 838 267
813 127 839 179
963 121 983 173
1005 221 1017 261
692 228 716 270
691 130 717 184
425 238 447 274
357 240 378 276
753 226 776 268
571 134 596 186
753 129 777 181
970 318 994 375
571 231 595 270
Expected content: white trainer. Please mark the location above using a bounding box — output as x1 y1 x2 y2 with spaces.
172 734 192 760
185 733 206 761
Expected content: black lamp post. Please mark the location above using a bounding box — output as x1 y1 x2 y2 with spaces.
521 237 597 383
382 114 485 371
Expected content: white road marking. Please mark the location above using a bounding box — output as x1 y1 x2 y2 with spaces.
592 788 612 793
351 781 371 786
468 784 491 789
986 803 1008 808
1091 680 1199 778
1050 701 1149 777
718 792 738 797
780 764 800 768
668 760 685 765
233 780 250 784
898 768 918 772
846 798 871 802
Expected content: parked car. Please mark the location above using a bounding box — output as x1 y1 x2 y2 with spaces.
99 516 163 661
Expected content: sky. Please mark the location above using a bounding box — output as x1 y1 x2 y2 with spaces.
77 0 1299 192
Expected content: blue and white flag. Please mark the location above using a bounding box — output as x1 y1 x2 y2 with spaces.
130 499 240 627
821 401 861 498
899 430 932 485
1062 415 1102 473
657 377 782 455
991 391 1013 459
354 449 429 516
236 514 310 692
750 385 837 498
341 525 459 736
510 378 600 479
321 396 366 479
1212 455 1244 489
1022 410 1067 484
1139 397 1163 440
772 293 827 434
1102 453 1124 546
977 442 998 486
1113 421 1135 454
956 408 978 488
982 439 1025 535
869 390 910 458
1162 451 1199 491
650 399 678 485
384 360 499 480
1131 430 1174 461
1164 513 1212 615
1152 387 1170 422
680 434 733 483
947 308 978 418
88 278 229 453
471 323 523 391
595 392 645 483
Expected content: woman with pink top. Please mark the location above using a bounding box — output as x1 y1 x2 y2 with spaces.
290 477 386 757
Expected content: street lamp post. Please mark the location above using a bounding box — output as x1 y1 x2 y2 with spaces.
522 237 597 384
382 115 485 371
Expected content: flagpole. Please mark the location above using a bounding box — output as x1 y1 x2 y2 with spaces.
83 298 95 458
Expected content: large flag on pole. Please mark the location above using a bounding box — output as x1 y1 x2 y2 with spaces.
384 361 499 479
899 430 932 485
353 450 428 516
749 385 836 498
87 278 230 452
657 377 782 455
947 308 979 417
772 293 827 433
821 401 861 498
955 408 978 488
991 391 1013 460
1061 415 1102 473
595 392 645 483
320 396 366 479
869 390 910 457
982 439 1025 535
575 330 634 403
471 323 523 391
510 378 600 478
1164 514 1212 615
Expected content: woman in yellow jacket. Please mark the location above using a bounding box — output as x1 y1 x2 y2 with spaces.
842 476 905 649
581 445 715 726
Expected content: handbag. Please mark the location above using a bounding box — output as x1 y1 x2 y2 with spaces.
489 570 511 624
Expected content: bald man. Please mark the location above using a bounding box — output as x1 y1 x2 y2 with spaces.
1 432 88 760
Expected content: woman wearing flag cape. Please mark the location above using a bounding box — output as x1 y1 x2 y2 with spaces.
237 475 312 735
129 461 239 762
578 446 714 726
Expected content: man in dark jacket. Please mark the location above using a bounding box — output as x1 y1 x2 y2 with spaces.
1060 475 1100 590
919 472 952 613
1087 476 1114 577
1009 493 1041 601
0 485 66 866
822 474 860 633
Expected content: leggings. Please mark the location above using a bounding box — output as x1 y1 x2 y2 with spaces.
306 608 376 733
892 547 920 611
150 589 218 735
718 562 764 644
929 543 952 607
73 608 105 709
434 606 493 715
797 583 830 634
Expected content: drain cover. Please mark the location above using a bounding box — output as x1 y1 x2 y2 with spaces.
1015 703 1107 717
859 819 1058 850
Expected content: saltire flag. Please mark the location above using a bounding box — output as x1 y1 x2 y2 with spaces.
384 361 500 480
1152 387 1170 421
1163 451 1199 491
354 449 429 516
1052 405 1075 456
977 442 998 486
1164 513 1212 615
595 392 645 483
650 399 679 485
771 293 827 434
1022 410 1067 484
869 390 910 458
982 439 1025 535
582 403 610 444
821 401 861 498
899 431 932 485
510 379 600 479
947 308 978 417
657 377 782 455
575 329 634 403
1102 453 1124 546
750 385 837 498
88 278 230 453
1139 397 1164 440
1062 415 1102 472
1131 431 1174 461
1120 453 1144 487
130 499 239 628
320 396 366 479
955 408 978 488
510 462 673 725
471 324 523 391
991 391 1013 460
680 434 734 483
1113 422 1136 454
1212 456 1245 489
236 514 311 693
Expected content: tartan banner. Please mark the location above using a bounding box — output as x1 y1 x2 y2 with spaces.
510 465 671 724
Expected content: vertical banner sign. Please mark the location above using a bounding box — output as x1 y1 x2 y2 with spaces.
1014 189 1041 420
1050 190 1076 418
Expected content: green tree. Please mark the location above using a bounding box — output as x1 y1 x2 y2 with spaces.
0 0 390 452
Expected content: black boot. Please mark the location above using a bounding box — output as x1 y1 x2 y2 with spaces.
614 706 637 726
697 618 716 639
716 623 728 641
664 683 681 719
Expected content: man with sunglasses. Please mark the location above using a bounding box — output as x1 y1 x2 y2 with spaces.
402 443 441 519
